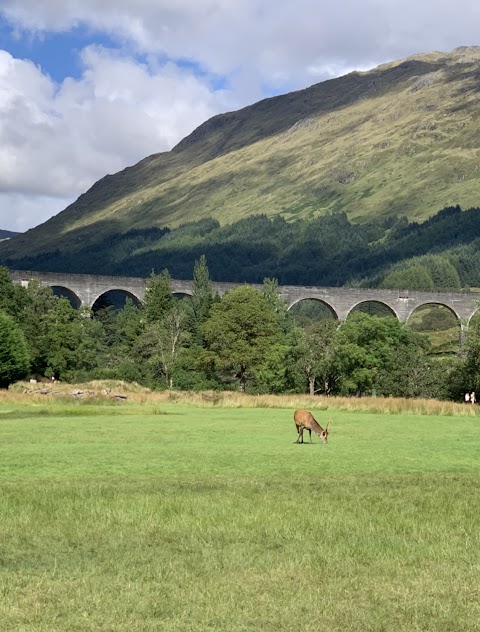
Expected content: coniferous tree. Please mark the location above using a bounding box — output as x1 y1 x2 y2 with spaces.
262 278 292 334
380 265 434 291
144 270 174 323
189 255 214 344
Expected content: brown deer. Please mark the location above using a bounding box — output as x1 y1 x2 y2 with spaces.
294 409 331 444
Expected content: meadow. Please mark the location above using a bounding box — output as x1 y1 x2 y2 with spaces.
0 389 479 631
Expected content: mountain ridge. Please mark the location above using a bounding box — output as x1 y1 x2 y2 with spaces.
3 46 480 264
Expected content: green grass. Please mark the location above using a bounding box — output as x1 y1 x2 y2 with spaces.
1 402 480 630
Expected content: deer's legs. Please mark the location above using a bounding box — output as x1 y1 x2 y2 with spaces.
295 425 304 443
308 429 312 443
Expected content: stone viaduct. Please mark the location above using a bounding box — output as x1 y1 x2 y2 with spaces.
9 269 480 328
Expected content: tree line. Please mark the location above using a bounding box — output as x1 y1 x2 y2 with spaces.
0 262 479 401
5 205 480 291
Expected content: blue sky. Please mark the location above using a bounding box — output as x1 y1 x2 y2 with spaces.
0 21 108 82
0 0 479 232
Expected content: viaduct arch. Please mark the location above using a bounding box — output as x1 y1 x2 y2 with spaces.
9 269 480 327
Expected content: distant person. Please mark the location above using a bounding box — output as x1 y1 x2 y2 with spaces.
465 392 470 403
471 392 476 405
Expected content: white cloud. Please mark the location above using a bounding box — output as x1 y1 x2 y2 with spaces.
0 47 230 231
3 1 480 88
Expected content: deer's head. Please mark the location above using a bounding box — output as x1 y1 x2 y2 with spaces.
320 419 332 444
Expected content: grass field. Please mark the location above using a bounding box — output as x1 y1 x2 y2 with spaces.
1 397 479 631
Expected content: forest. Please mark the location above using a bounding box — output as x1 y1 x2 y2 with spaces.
4 205 480 291
1 260 479 402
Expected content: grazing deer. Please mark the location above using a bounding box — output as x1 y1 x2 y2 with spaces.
294 409 331 444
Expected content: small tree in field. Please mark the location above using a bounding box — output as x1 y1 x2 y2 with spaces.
0 310 30 388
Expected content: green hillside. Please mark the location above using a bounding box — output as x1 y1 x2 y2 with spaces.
3 46 480 263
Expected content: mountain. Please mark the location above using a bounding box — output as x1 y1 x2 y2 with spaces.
3 46 480 267
0 229 20 241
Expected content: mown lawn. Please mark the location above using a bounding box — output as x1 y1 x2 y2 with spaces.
0 402 479 631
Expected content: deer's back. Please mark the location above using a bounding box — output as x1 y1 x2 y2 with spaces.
294 409 316 427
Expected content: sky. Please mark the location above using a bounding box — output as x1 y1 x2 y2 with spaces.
1 1 480 233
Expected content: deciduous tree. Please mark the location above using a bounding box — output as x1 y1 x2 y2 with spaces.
332 312 430 397
202 286 283 391
0 309 30 388
295 320 338 395
133 300 190 389
0 266 29 319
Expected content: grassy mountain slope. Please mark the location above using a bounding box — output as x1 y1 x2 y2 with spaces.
3 46 480 262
